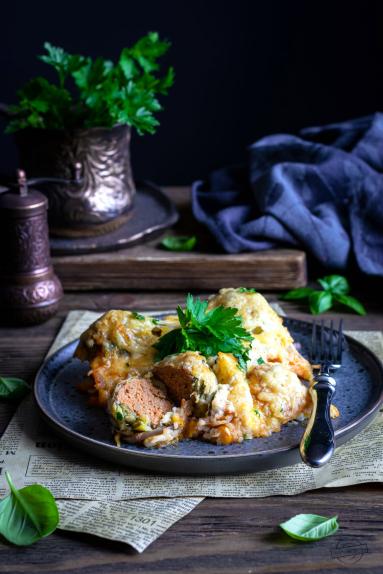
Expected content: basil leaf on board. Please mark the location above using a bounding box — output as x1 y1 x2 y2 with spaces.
280 513 339 542
334 293 366 316
317 275 350 295
309 291 333 315
0 377 30 401
0 472 59 546
161 236 197 252
280 288 315 300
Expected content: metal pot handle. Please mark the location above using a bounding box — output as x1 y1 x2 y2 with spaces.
27 163 83 191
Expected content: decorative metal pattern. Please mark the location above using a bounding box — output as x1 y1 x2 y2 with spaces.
8 216 51 273
0 186 63 325
17 125 136 231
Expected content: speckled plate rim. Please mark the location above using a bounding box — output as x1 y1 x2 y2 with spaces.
33 319 383 474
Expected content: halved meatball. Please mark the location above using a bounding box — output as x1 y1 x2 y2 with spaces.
109 376 173 434
153 351 219 415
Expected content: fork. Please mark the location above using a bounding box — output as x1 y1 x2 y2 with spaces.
299 319 344 467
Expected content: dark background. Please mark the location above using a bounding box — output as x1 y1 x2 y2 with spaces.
1 0 383 184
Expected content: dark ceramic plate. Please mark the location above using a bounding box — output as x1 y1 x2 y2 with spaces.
34 318 383 475
49 181 178 255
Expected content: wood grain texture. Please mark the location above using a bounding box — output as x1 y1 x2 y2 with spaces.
52 187 307 291
0 287 382 574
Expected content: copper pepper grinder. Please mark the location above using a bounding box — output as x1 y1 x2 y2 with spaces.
0 170 63 325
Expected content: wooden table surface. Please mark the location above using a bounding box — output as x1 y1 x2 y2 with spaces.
1 288 382 574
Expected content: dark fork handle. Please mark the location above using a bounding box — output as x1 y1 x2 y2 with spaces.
300 374 336 467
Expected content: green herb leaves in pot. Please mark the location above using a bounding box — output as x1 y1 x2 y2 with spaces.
6 33 174 136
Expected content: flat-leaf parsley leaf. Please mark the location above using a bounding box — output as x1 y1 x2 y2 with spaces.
153 294 253 369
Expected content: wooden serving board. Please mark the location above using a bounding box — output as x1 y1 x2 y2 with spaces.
52 187 307 291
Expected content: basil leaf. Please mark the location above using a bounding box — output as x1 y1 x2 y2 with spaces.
0 472 59 546
309 291 333 315
0 377 30 401
280 513 339 542
281 287 315 300
161 235 197 252
334 293 366 316
317 275 349 295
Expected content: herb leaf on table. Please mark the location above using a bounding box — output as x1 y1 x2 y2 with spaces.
281 274 366 315
154 294 253 369
0 377 30 401
280 513 339 542
308 291 333 315
0 472 59 546
161 236 197 252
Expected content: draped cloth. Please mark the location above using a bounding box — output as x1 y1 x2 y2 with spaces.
192 114 383 276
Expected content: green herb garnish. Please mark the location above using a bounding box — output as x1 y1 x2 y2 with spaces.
281 275 366 315
0 472 59 546
280 513 339 542
161 235 197 252
132 312 146 321
257 357 265 365
154 294 253 370
237 287 257 293
6 34 174 135
115 409 124 421
0 377 30 401
253 408 261 417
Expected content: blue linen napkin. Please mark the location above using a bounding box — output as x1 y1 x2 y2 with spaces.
192 114 383 276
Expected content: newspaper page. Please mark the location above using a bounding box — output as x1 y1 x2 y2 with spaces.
1 310 383 550
0 310 202 552
57 498 202 552
0 403 14 433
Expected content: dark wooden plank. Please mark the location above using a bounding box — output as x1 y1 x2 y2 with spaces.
0 487 382 574
0 289 382 574
52 188 307 291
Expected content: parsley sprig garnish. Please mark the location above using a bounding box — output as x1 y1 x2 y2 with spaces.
153 294 253 369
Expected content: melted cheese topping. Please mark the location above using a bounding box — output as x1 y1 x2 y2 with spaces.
75 288 337 448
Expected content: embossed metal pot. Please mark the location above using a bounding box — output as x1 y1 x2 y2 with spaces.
16 124 135 237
